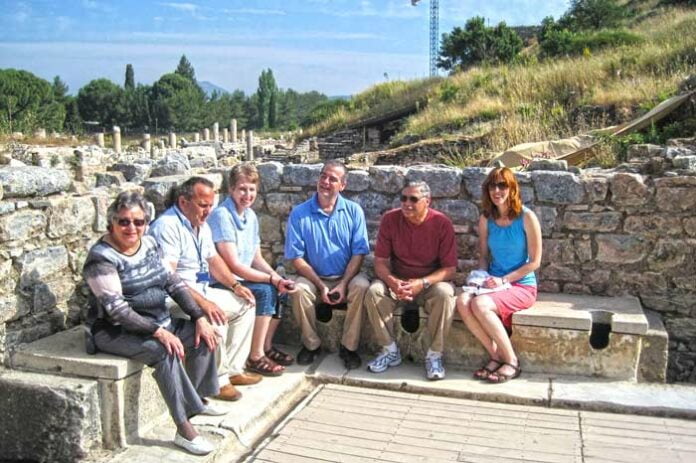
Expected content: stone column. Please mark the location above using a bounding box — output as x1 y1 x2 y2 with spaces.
223 128 229 143
159 139 166 149
96 133 105 148
246 130 254 161
203 128 210 141
35 128 47 139
213 122 219 142
231 119 238 143
113 126 121 154
241 129 246 145
194 132 200 143
169 132 177 149
142 133 151 153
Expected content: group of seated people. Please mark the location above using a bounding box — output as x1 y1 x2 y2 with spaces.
82 161 541 455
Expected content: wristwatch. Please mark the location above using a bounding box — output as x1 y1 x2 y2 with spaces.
422 278 431 290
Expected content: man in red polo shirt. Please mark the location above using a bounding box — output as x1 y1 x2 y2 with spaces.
365 180 457 380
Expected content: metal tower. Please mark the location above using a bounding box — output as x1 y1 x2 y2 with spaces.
412 0 440 76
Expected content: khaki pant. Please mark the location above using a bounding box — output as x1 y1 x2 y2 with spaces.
290 273 370 351
168 285 254 384
365 279 455 353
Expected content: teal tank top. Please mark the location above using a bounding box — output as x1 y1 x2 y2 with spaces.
487 206 536 286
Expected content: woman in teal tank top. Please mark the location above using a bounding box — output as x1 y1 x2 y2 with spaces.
456 167 542 383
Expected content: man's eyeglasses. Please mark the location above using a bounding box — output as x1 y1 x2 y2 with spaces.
115 218 147 228
400 195 423 203
488 182 509 191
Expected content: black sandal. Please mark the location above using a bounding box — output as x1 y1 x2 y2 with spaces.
265 346 294 366
246 356 284 377
474 359 502 380
487 362 521 383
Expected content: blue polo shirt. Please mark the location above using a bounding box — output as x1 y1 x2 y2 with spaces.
284 193 369 278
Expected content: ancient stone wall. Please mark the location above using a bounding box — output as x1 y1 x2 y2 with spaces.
1 142 695 381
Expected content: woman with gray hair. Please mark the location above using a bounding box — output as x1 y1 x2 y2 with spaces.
83 191 222 455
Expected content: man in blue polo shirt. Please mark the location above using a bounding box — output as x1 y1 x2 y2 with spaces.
285 161 370 369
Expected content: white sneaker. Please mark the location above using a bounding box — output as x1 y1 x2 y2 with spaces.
367 348 402 373
174 433 215 455
425 355 445 381
199 403 227 416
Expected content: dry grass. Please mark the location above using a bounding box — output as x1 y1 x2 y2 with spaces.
304 7 696 166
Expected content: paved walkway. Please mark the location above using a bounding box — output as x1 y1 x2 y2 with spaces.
248 384 696 463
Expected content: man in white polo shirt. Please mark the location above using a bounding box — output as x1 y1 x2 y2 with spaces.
149 176 259 401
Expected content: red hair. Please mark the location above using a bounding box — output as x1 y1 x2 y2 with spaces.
481 167 522 220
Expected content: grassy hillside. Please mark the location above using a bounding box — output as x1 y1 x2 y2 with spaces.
304 6 696 166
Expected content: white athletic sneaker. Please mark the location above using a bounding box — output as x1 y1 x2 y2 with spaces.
199 403 227 416
174 433 215 455
425 355 445 381
367 348 402 373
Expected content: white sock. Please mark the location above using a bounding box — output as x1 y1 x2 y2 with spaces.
385 342 398 353
426 349 442 359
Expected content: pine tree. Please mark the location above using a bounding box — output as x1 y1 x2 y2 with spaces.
175 55 196 82
124 64 135 90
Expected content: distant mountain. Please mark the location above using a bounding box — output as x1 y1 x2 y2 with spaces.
199 81 229 97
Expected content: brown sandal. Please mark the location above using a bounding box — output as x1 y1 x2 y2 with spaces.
265 346 294 366
246 356 284 377
474 359 502 380
487 362 521 383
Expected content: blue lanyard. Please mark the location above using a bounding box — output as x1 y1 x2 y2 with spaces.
174 207 205 272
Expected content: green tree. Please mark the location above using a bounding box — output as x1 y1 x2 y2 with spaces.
255 69 278 129
438 17 523 72
64 97 83 134
0 69 63 133
559 0 628 30
175 55 196 82
150 72 204 132
124 64 135 90
76 78 125 128
52 76 69 100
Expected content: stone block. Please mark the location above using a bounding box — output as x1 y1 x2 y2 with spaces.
142 173 222 213
531 171 585 204
0 201 15 215
563 211 621 232
461 167 490 200
541 263 581 282
47 195 96 238
108 160 152 184
282 164 322 186
624 215 682 235
647 239 687 270
655 187 696 212
369 166 406 193
626 144 663 159
574 239 592 262
258 214 282 243
406 165 462 197
345 169 370 191
672 155 696 170
583 176 609 202
11 327 169 449
432 199 478 225
265 192 305 216
0 166 72 198
0 368 101 462
684 217 696 237
150 153 191 177
610 173 651 207
638 310 668 383
533 205 557 236
257 162 283 192
95 171 126 187
18 245 69 291
0 208 46 242
347 191 391 217
596 234 647 264
529 159 568 171
91 193 110 232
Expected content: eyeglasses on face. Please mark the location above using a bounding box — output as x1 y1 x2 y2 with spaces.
115 218 147 228
400 195 423 203
488 182 509 191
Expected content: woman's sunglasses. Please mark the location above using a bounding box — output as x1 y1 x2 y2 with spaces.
115 218 147 228
488 182 509 191
400 195 423 203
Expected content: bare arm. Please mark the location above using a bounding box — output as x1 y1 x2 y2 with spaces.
207 254 255 305
163 259 228 325
217 241 272 283
292 256 334 304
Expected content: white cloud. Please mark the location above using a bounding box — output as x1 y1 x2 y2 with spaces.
81 0 114 13
222 8 287 16
159 2 199 13
10 2 32 23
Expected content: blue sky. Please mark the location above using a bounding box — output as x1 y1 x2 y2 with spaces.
0 1 569 96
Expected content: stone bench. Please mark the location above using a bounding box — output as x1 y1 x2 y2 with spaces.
10 326 167 450
277 292 668 382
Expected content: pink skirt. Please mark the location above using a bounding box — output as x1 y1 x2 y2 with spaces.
485 283 537 328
